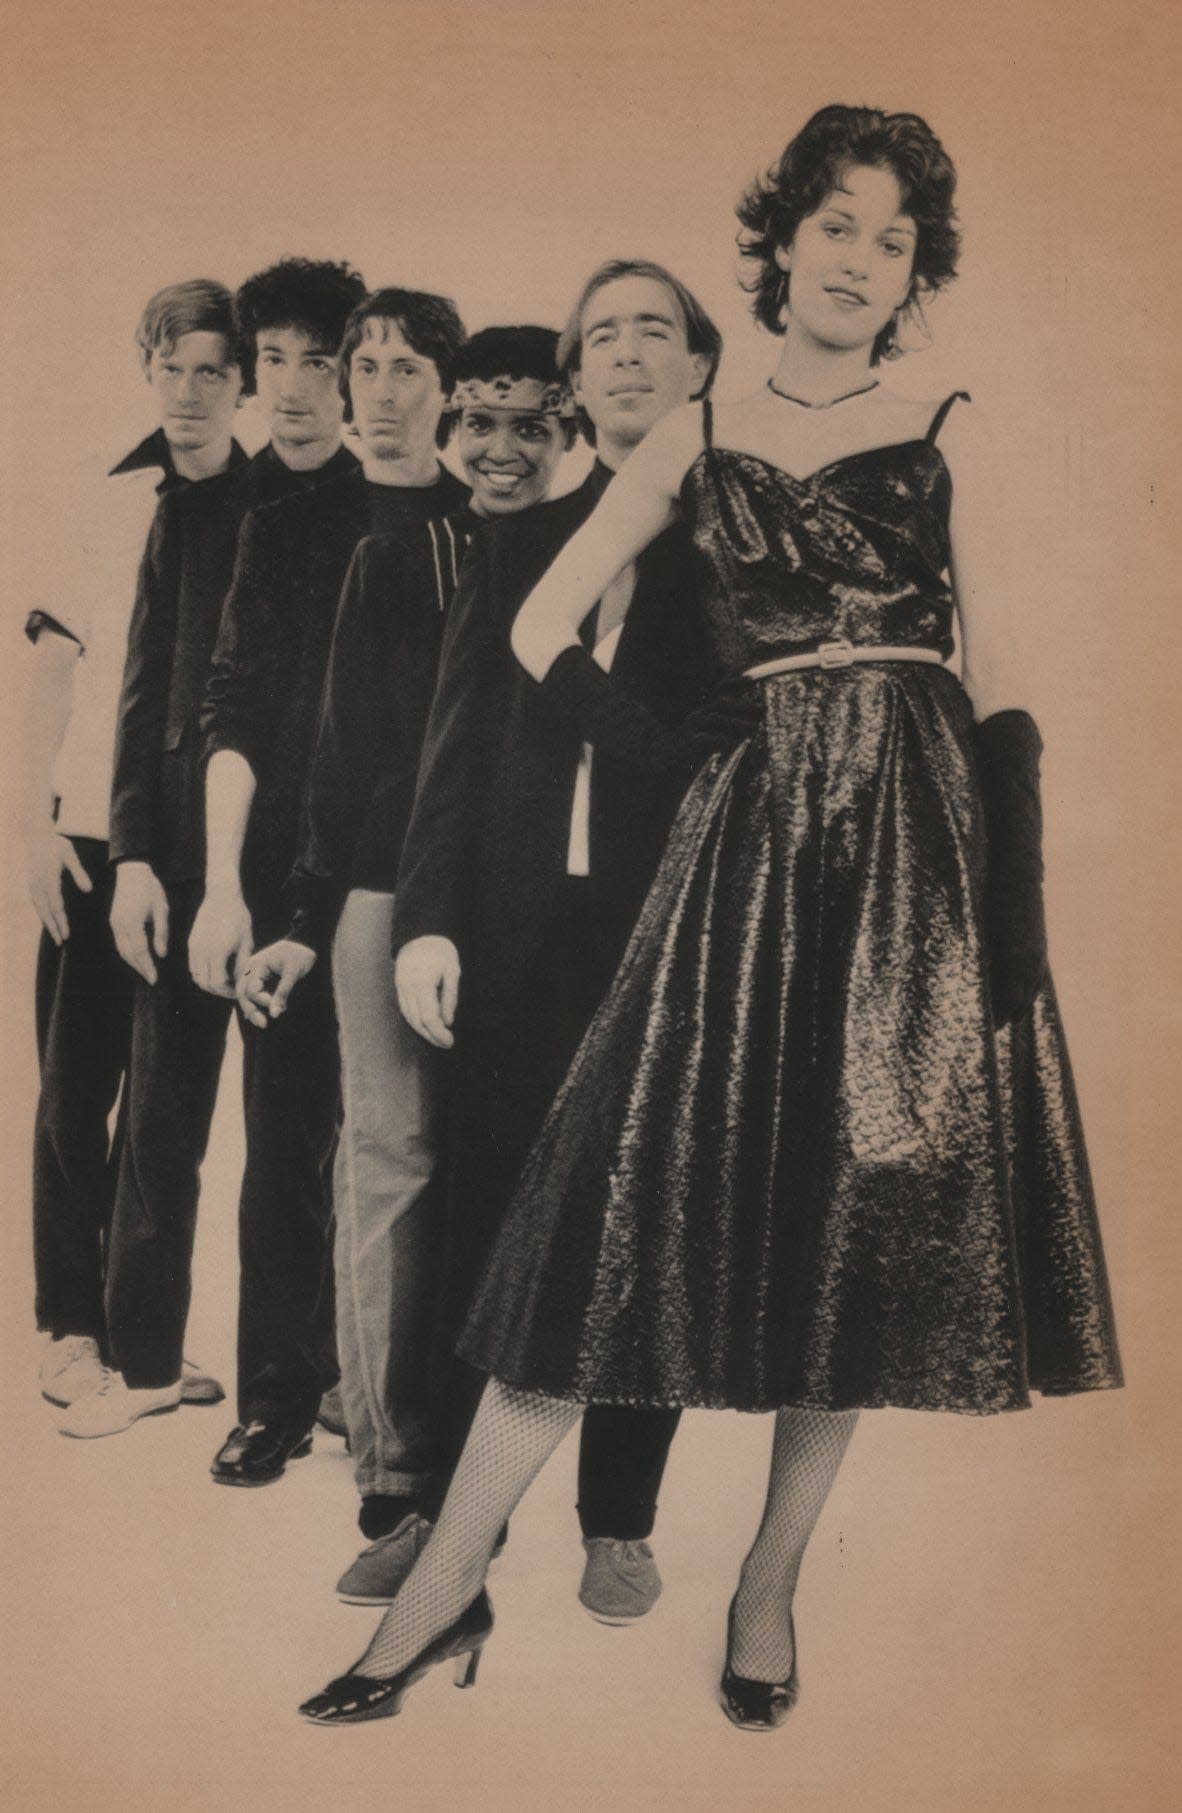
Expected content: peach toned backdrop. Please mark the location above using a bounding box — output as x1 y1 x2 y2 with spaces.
1 1 1178 1807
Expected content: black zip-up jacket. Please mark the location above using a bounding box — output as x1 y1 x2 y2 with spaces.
200 459 467 932
109 442 357 880
283 511 475 955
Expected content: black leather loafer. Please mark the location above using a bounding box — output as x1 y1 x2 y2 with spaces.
210 1420 313 1487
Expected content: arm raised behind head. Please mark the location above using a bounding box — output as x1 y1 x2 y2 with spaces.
509 403 703 679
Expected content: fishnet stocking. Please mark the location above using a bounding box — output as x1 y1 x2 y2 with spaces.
359 1379 579 1678
728 1406 859 1682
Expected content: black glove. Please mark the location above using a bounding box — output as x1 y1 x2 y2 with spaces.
539 646 759 784
973 709 1048 1026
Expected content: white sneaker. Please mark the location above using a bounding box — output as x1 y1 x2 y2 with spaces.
40 1334 107 1407
181 1359 226 1405
58 1371 182 1438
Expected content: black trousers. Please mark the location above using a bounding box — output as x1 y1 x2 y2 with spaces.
429 877 681 1540
104 879 339 1425
32 837 130 1349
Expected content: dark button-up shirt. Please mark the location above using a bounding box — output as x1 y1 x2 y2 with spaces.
109 441 358 878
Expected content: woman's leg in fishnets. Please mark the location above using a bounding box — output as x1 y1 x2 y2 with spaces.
728 1405 860 1682
359 1379 580 1678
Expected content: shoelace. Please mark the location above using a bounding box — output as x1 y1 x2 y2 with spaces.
593 1540 653 1571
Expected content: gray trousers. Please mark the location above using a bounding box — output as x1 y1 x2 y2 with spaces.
332 890 442 1498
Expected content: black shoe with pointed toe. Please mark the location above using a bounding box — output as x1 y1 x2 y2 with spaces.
298 1589 494 1726
719 1598 800 1732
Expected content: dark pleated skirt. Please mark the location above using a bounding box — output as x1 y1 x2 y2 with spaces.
458 665 1122 1414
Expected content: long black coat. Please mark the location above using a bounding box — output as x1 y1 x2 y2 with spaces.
393 463 720 1029
392 463 721 1329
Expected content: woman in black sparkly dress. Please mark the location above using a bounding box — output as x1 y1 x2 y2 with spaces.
300 105 1121 1730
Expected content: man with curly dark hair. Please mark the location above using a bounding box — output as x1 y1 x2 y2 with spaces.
67 258 367 1443
238 326 573 1580
190 287 469 1486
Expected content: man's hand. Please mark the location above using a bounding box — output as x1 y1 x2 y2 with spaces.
24 828 91 944
189 884 253 998
236 939 317 1027
110 860 170 984
395 935 461 1049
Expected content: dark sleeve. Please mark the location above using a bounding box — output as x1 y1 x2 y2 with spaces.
284 537 399 954
108 503 176 865
390 533 501 955
199 508 286 774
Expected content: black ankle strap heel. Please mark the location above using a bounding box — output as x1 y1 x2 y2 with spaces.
719 1597 800 1731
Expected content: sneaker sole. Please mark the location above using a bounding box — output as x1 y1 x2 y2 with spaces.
336 1589 400 1606
580 1607 650 1626
59 1401 180 1438
181 1387 226 1406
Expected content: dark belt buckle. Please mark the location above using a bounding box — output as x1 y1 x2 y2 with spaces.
817 639 855 668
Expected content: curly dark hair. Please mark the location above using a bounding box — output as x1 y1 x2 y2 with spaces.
338 288 467 446
737 105 960 361
232 258 367 396
446 325 576 449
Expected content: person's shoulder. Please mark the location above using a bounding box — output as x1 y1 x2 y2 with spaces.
504 469 605 542
867 381 975 440
622 402 711 497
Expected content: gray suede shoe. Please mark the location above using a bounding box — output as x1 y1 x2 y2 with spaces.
335 1514 433 1605
577 1538 663 1624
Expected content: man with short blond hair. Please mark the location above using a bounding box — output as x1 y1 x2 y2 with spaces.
64 259 367 1442
22 278 242 1415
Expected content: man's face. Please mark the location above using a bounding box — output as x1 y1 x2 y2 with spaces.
573 275 709 452
347 318 445 464
455 403 566 515
148 331 243 455
254 324 344 460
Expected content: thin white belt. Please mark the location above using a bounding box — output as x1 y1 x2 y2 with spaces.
744 639 946 681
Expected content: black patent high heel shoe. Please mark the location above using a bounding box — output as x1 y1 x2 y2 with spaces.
298 1589 494 1725
719 1597 800 1732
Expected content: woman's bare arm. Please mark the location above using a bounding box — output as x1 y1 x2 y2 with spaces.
510 404 703 678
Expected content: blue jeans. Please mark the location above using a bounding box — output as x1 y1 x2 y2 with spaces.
332 890 444 1498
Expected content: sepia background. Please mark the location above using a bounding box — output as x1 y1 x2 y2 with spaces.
1 0 1178 1806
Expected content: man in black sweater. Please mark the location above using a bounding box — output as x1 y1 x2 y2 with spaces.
193 289 468 1485
238 328 574 1589
64 260 368 1440
392 261 727 1623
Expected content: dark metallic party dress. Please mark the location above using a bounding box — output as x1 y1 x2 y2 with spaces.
458 401 1123 1415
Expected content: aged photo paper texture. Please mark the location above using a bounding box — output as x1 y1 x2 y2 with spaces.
1 0 1178 1807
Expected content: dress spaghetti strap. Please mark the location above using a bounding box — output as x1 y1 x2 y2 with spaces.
701 396 714 447
927 390 971 443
